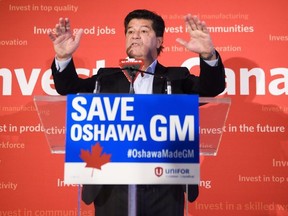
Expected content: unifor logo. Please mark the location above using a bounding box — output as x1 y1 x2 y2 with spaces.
154 167 163 177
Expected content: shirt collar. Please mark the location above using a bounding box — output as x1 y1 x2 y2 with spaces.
145 59 157 76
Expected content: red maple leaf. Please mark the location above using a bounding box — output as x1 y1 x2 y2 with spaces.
80 142 111 177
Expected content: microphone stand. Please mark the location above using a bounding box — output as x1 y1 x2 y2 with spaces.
129 72 136 94
124 67 137 216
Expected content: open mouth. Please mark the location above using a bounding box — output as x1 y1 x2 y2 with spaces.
131 43 140 47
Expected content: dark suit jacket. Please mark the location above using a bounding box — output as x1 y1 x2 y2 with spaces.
52 54 225 216
52 56 225 97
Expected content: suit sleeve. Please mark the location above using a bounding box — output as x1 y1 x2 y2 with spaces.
197 51 226 96
51 58 98 95
188 185 199 202
169 51 225 96
82 185 102 205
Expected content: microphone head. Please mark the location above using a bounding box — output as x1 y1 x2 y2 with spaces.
119 58 144 82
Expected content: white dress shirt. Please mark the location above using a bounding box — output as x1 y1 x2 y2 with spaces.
133 60 157 94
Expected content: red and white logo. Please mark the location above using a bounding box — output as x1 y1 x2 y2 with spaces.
154 167 163 177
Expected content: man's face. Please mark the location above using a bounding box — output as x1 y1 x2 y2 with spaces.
125 19 163 61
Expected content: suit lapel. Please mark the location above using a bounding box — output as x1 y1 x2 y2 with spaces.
153 63 167 94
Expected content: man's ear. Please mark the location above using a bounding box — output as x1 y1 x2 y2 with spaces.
156 37 163 49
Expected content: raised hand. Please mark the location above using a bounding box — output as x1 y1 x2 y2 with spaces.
176 14 216 60
48 18 83 61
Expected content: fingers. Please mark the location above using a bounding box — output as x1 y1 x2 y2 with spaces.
55 17 71 36
201 21 209 33
65 18 71 31
185 14 207 32
185 14 198 31
74 28 84 44
48 17 72 42
176 38 188 47
47 30 56 41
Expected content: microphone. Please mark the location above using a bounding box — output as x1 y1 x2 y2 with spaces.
166 80 172 95
119 58 144 94
119 58 144 83
119 58 173 94
93 79 100 93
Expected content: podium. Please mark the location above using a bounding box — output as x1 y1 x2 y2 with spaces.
34 95 230 216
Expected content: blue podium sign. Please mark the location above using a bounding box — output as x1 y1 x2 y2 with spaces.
64 94 199 184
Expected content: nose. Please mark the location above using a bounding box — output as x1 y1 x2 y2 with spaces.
131 30 141 38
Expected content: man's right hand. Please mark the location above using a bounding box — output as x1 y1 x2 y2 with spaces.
48 18 83 61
